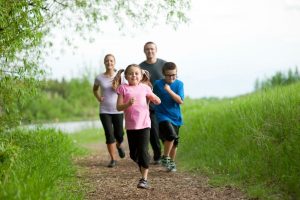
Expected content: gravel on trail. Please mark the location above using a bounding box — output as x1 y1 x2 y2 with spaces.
75 143 248 200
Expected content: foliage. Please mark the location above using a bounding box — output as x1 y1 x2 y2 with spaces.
0 0 191 131
254 67 300 91
179 82 300 200
0 128 84 199
21 76 98 123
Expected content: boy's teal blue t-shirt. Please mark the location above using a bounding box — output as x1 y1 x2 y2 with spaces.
153 79 184 126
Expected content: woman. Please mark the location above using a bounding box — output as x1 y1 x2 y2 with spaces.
93 54 125 168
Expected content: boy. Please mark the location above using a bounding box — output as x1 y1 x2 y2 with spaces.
153 62 184 172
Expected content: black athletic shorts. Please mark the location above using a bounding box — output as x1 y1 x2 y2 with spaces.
159 121 180 146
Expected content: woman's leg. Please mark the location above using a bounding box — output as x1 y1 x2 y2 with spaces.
112 114 125 158
100 114 117 164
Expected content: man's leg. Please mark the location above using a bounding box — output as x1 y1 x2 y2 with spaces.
149 110 161 163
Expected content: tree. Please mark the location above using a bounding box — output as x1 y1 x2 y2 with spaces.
254 66 300 91
0 0 191 131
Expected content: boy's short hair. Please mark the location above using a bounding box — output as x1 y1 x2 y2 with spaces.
162 62 177 74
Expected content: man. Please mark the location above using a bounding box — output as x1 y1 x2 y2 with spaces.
140 41 167 164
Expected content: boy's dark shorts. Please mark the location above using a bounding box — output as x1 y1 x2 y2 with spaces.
159 121 180 146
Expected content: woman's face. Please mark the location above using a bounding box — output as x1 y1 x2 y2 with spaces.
164 69 177 84
125 66 142 86
104 55 115 70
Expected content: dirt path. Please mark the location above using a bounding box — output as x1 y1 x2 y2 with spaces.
75 142 248 200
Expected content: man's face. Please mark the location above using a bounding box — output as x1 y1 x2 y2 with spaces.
144 43 157 59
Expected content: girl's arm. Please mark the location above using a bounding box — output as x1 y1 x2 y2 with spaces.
116 94 135 111
164 84 184 104
147 93 161 105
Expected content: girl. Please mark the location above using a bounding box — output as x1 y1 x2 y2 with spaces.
153 62 184 172
113 64 161 189
93 54 126 168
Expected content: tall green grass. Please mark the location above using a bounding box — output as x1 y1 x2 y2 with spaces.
70 128 104 145
0 129 85 200
179 82 300 200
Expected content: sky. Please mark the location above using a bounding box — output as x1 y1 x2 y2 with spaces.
45 0 300 99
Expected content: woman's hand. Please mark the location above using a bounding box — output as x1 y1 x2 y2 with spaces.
98 96 104 102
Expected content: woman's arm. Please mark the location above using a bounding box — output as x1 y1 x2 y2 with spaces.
93 84 104 102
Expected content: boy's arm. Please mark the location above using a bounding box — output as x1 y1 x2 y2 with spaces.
164 84 184 104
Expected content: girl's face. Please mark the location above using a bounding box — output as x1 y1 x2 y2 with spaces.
104 55 115 70
164 69 177 84
125 66 142 86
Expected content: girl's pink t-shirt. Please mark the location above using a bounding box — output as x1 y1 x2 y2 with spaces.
116 83 152 130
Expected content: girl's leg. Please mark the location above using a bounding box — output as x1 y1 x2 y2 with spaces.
136 129 150 189
137 128 150 171
126 130 138 163
140 167 149 180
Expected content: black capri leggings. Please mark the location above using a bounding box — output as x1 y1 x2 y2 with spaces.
99 113 124 144
126 128 150 169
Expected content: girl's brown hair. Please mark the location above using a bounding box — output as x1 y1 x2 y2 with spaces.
112 64 152 90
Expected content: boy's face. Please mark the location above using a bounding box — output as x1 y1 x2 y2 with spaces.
164 69 177 84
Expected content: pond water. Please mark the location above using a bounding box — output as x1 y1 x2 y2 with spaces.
24 120 102 134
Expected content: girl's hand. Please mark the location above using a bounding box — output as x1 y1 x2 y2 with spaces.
127 97 135 106
152 98 161 105
148 93 161 105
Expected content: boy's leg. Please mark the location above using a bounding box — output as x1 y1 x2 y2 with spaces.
163 140 174 157
168 125 180 172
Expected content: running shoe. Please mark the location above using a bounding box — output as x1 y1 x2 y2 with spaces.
137 178 149 189
117 146 125 158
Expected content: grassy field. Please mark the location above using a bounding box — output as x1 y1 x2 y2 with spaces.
0 128 85 200
70 128 104 146
0 124 106 200
178 82 300 200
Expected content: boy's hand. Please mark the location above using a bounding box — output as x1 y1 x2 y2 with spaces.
164 84 171 92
